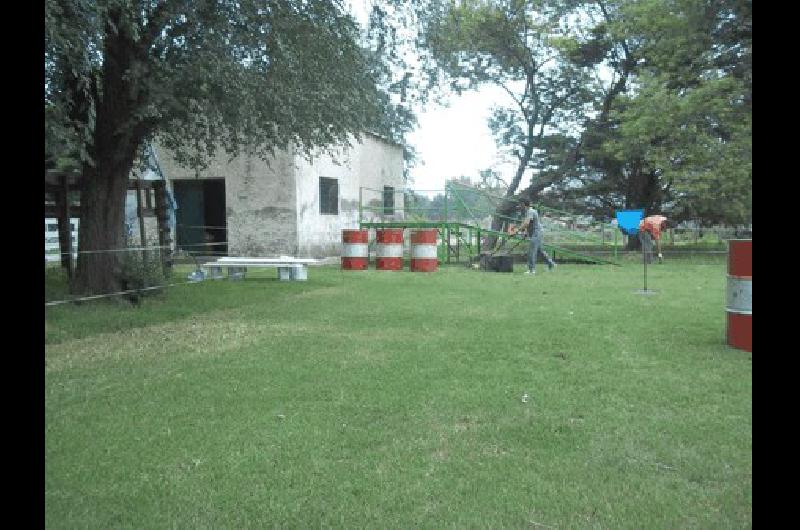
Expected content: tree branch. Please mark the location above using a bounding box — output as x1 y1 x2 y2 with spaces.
141 0 189 50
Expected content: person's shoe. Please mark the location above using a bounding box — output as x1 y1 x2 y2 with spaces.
549 262 557 271
525 269 535 275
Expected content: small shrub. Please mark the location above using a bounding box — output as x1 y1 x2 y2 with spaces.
118 250 167 300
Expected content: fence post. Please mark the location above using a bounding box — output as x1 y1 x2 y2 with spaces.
153 181 172 273
136 179 149 287
57 174 74 278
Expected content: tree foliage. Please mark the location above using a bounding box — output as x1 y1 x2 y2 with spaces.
541 0 751 227
45 0 398 293
359 0 452 182
46 0 388 168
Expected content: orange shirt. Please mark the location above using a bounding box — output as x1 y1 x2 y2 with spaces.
639 215 667 240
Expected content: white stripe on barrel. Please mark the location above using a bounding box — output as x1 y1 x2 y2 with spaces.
411 244 438 259
726 277 752 314
343 243 369 257
376 244 404 257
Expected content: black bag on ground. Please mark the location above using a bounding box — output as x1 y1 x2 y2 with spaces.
479 254 513 272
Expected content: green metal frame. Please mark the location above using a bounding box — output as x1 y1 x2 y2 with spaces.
358 183 621 266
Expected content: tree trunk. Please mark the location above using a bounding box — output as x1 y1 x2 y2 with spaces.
70 9 151 295
486 131 535 249
72 163 132 295
486 177 526 250
623 167 662 251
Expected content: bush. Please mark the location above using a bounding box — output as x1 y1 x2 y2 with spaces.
118 250 167 296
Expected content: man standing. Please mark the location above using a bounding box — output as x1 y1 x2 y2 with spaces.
639 215 668 263
518 199 556 275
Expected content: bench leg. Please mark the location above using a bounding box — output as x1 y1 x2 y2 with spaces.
228 266 246 280
290 265 308 281
277 267 291 281
209 266 224 280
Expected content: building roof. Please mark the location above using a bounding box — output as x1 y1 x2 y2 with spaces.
364 130 404 150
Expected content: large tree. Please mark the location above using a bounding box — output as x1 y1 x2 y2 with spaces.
423 0 599 240
46 0 389 294
418 0 751 242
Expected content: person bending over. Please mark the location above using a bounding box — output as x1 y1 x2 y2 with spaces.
639 215 669 264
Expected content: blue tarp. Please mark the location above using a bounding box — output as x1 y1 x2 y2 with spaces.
616 209 644 236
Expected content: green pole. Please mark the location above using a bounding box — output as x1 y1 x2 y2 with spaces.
444 187 449 264
446 224 450 263
643 242 648 291
444 185 449 224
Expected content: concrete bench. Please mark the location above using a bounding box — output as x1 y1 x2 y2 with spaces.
202 256 322 281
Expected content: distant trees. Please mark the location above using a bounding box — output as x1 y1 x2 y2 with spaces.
544 0 751 232
419 0 751 237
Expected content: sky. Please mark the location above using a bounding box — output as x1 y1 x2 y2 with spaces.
346 0 517 196
406 87 520 195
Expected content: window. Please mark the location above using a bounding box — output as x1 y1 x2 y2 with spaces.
383 186 395 216
319 177 339 215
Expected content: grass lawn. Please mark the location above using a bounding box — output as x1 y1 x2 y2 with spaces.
45 257 751 528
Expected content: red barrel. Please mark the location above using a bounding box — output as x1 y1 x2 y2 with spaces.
376 229 404 270
410 229 439 272
726 239 752 352
342 229 369 270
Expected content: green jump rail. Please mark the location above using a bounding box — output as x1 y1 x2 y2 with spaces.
358 220 619 266
358 183 622 266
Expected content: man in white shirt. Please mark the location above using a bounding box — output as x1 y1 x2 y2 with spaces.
519 199 556 275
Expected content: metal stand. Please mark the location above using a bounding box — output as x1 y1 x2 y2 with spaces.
635 239 657 295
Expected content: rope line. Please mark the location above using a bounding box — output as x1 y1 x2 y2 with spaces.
45 240 230 257
45 278 201 307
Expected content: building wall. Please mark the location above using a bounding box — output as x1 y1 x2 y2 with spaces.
155 133 403 258
294 133 405 256
294 143 357 256
356 133 406 224
156 145 298 256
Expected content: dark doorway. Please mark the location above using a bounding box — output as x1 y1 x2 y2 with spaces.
173 179 228 256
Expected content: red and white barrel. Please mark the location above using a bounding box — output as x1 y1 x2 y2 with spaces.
342 229 369 270
726 239 752 352
410 229 439 272
376 228 404 270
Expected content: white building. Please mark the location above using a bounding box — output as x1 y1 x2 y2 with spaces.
154 132 405 257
